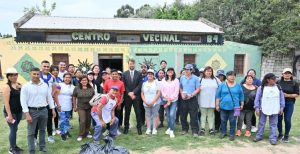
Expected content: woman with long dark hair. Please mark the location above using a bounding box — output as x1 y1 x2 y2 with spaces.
91 65 102 93
73 75 95 141
253 73 285 145
50 65 61 136
3 68 23 154
277 68 299 142
161 68 180 138
236 75 257 137
198 66 221 136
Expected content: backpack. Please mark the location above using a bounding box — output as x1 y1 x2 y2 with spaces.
89 94 108 106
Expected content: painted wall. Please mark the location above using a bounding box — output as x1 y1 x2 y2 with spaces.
0 38 129 88
130 42 262 81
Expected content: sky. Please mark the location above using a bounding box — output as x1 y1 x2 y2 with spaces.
0 0 196 36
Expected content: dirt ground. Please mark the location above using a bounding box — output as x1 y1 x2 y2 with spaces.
140 137 300 154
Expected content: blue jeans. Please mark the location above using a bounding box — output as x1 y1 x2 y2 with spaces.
220 109 236 136
4 111 23 148
59 111 71 135
165 101 177 130
91 112 119 141
278 100 295 137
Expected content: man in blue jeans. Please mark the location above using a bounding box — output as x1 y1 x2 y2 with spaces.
21 67 56 154
179 64 200 137
91 86 119 144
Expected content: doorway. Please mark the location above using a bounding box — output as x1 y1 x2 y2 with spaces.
98 54 123 71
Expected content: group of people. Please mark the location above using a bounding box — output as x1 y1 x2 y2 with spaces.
3 59 299 154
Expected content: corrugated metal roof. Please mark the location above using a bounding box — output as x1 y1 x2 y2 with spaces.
17 15 223 34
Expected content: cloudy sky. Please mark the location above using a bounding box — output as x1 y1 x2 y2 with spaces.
0 0 196 36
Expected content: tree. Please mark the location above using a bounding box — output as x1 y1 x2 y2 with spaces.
24 0 56 16
114 4 134 18
134 4 156 18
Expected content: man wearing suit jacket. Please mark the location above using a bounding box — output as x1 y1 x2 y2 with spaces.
122 59 143 135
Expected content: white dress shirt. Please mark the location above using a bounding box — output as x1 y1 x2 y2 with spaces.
21 80 55 112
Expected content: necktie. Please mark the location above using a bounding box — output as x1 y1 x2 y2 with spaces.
130 71 134 81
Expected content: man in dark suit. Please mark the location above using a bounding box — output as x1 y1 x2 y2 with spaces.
122 59 143 135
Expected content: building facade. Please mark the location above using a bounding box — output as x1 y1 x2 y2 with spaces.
0 13 262 87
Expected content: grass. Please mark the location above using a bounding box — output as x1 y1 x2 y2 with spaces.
0 96 300 154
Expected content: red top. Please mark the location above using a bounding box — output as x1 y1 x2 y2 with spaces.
103 79 125 106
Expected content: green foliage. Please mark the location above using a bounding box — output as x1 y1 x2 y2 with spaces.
114 4 134 18
24 0 56 16
115 0 300 55
0 34 13 38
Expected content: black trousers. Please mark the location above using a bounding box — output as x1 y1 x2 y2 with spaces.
244 112 257 126
140 100 145 125
115 102 125 127
54 108 59 129
175 100 182 122
124 96 142 130
159 105 165 124
215 110 221 131
180 97 199 134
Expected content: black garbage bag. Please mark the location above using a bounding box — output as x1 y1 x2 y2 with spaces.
79 142 105 154
100 136 129 154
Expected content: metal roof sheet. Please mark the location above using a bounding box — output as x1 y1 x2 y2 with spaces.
18 15 223 34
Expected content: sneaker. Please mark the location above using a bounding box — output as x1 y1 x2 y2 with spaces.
165 128 170 135
9 148 19 154
52 130 56 136
199 129 205 136
229 135 235 141
251 126 258 133
87 134 93 138
103 130 109 136
242 124 246 130
56 129 61 135
244 130 251 137
235 130 242 136
181 131 188 135
282 136 289 143
277 134 283 141
253 138 263 142
39 147 48 152
169 130 175 138
152 129 157 135
15 146 23 152
61 134 67 141
48 136 55 143
146 129 151 135
66 132 72 138
219 134 227 139
117 130 122 136
77 136 83 141
209 129 215 135
270 140 277 145
193 133 198 138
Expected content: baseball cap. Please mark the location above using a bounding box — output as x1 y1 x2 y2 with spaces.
282 68 292 74
216 70 225 76
147 69 155 74
111 86 119 91
199 67 205 72
87 71 94 75
117 70 122 74
5 67 18 74
184 64 193 70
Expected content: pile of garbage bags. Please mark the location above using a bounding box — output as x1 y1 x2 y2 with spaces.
79 136 129 154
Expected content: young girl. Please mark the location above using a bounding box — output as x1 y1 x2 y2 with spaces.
253 73 285 145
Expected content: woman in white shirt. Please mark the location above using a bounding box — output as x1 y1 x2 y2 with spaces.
198 66 221 136
141 69 161 135
53 73 75 141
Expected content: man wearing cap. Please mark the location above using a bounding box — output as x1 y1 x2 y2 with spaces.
91 86 120 143
180 64 200 137
122 59 143 135
103 69 125 134
215 70 226 132
21 67 56 154
199 67 205 78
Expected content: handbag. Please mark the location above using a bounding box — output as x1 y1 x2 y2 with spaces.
225 82 240 116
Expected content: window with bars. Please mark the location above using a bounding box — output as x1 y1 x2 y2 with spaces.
234 54 245 75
